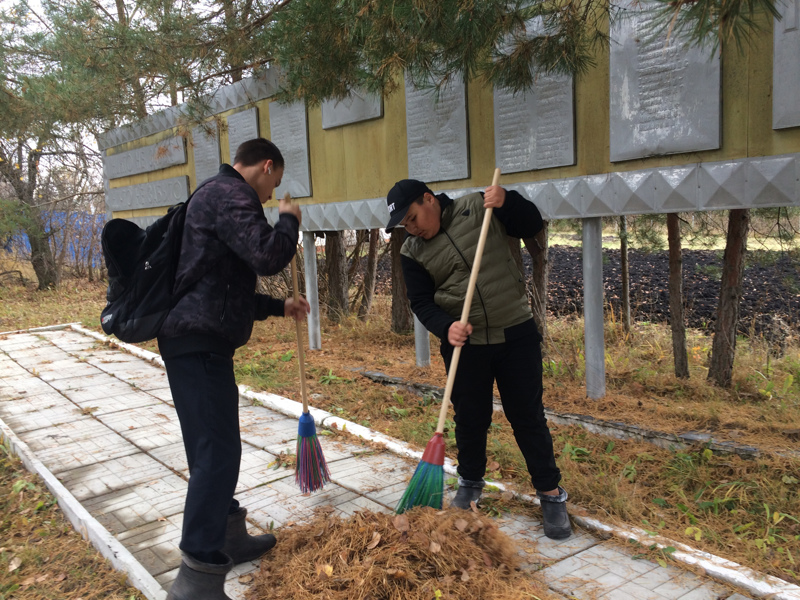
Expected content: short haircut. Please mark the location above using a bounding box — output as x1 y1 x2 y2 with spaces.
233 138 285 168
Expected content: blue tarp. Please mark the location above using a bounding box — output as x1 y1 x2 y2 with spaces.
7 211 106 268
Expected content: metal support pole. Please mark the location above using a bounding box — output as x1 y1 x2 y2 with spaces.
582 217 606 399
302 231 322 350
413 315 431 367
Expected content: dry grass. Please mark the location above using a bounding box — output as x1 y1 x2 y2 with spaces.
247 507 560 600
1 277 799 585
0 443 144 599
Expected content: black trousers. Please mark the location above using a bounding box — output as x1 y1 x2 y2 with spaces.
164 352 241 557
441 333 561 492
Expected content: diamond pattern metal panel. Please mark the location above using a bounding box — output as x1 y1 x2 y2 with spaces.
699 160 748 209
653 165 698 212
97 70 278 151
583 174 616 217
521 183 553 220
616 170 655 215
265 198 390 232
110 155 800 229
746 156 798 207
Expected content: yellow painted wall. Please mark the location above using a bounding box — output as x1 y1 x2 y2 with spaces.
109 19 800 222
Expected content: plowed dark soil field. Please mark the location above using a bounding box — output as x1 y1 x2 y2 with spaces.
368 246 800 335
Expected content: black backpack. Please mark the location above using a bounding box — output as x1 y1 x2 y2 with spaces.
100 182 208 343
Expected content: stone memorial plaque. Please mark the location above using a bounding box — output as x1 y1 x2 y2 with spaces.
192 123 221 184
269 101 312 198
405 77 469 182
103 137 186 180
105 176 190 212
227 107 259 163
494 75 574 173
774 0 800 129
609 3 720 162
321 91 383 129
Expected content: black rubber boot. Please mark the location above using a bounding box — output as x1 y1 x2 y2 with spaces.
450 477 485 509
537 486 572 540
221 506 276 564
166 552 233 600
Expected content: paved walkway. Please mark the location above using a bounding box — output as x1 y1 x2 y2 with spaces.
0 326 770 600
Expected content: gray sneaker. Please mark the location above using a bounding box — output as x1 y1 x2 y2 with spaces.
450 477 485 509
537 486 572 539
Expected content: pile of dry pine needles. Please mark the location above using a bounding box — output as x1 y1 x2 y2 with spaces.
248 507 560 600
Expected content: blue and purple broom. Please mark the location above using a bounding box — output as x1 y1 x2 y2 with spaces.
291 252 330 493
395 168 501 513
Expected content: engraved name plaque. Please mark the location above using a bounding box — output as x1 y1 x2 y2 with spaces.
269 101 312 198
494 75 574 173
404 77 470 182
227 108 259 163
192 123 221 185
609 3 720 161
321 91 383 129
104 137 187 180
106 176 190 212
774 0 800 129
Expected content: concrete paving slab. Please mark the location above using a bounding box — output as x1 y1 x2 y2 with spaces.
328 452 415 509
56 452 178 501
237 444 293 492
18 418 140 474
0 358 28 379
0 392 85 433
148 441 190 475
0 374 56 398
82 474 187 534
97 404 183 451
34 359 104 381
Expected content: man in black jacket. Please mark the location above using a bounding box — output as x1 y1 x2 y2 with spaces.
387 178 571 540
159 138 308 600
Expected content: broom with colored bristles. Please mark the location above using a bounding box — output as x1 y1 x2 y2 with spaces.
287 199 330 493
395 167 502 513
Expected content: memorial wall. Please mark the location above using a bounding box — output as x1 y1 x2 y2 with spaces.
101 13 800 229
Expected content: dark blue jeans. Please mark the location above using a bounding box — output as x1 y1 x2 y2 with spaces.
441 333 561 492
164 352 241 558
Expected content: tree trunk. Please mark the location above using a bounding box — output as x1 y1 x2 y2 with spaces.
325 231 349 322
619 216 631 333
390 229 413 333
26 215 59 290
358 229 379 320
707 209 750 388
667 213 689 378
524 220 549 341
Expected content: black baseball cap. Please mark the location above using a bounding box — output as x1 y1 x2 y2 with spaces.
386 179 433 229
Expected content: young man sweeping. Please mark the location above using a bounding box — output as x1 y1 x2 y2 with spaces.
159 138 310 599
386 178 571 540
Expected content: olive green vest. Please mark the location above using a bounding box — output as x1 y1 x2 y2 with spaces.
401 193 532 345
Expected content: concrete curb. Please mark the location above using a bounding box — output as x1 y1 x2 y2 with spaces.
0 418 168 600
29 325 798 599
356 369 799 460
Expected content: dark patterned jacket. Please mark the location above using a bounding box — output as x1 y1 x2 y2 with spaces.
158 164 299 358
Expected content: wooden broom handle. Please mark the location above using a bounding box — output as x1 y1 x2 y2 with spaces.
291 255 310 413
435 168 502 434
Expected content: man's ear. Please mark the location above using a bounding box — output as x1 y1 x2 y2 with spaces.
263 159 273 174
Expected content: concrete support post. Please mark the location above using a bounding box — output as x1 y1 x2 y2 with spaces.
302 231 322 350
582 217 606 399
414 315 431 367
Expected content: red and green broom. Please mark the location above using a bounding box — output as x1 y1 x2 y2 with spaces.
395 167 502 513
291 251 331 494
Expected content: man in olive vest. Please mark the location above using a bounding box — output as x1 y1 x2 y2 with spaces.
386 178 571 539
